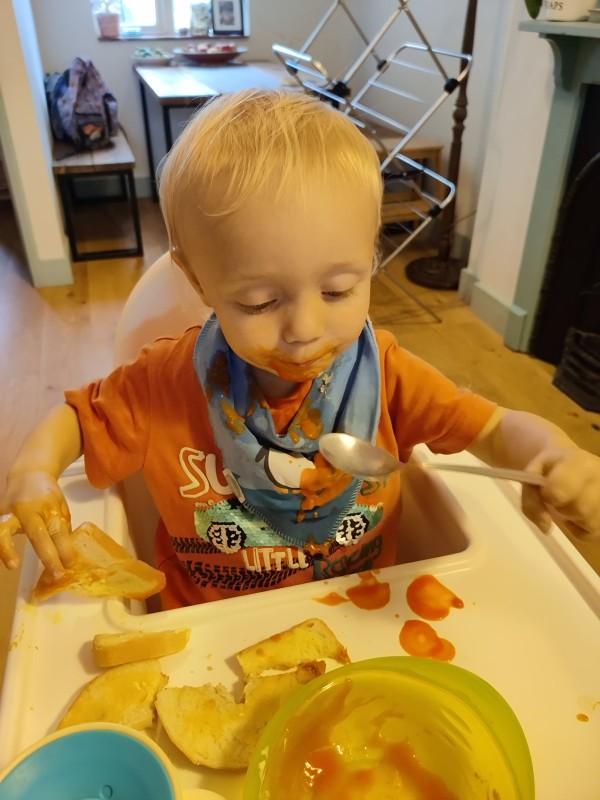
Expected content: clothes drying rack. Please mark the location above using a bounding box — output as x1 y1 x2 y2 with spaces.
273 0 472 318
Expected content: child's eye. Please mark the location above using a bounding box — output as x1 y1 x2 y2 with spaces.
238 300 276 315
322 288 355 301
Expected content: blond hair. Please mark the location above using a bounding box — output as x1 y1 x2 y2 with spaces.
158 89 382 260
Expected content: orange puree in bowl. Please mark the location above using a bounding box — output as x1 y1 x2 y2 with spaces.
273 678 458 800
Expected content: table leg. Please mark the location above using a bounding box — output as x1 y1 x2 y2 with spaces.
162 105 174 152
138 79 158 203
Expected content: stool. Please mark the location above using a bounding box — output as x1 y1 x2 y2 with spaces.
52 128 143 262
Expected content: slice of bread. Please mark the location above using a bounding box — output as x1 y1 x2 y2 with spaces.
92 628 191 668
32 521 166 602
57 659 168 731
155 662 325 769
236 617 350 677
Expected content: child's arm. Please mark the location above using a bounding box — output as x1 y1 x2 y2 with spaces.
468 407 600 537
0 403 83 578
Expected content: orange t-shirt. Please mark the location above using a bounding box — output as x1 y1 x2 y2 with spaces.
65 327 496 608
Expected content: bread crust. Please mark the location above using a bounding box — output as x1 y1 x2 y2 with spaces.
92 628 191 668
155 662 325 769
236 617 350 677
57 659 168 731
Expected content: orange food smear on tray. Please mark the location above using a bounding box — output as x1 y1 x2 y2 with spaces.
314 571 390 609
406 574 464 620
399 619 456 661
346 570 391 610
313 591 349 607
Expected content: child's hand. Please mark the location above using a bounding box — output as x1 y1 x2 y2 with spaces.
521 447 600 538
0 471 74 579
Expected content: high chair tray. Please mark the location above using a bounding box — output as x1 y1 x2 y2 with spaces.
1 450 599 799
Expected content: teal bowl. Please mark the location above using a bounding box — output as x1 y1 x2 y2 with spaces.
244 657 534 800
0 723 181 800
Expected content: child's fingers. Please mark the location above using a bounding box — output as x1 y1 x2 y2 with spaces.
47 514 75 566
521 485 552 533
0 513 22 569
17 509 66 580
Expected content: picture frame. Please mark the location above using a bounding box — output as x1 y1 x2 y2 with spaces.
211 0 244 35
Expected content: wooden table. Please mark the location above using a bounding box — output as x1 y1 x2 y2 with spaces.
134 61 296 200
52 129 143 261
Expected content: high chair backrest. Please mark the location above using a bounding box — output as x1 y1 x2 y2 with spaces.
113 252 212 603
114 251 212 364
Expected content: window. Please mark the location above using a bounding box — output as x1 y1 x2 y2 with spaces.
92 1 246 37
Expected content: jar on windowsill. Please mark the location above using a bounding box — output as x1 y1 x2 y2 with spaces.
191 2 212 35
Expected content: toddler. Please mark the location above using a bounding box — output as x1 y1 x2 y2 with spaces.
1 89 599 608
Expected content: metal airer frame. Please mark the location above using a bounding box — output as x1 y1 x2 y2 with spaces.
272 1 472 313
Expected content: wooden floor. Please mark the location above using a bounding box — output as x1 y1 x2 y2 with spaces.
1 198 599 690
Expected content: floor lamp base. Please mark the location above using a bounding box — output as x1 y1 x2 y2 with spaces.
405 256 465 291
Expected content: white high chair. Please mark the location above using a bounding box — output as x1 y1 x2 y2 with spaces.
113 252 212 599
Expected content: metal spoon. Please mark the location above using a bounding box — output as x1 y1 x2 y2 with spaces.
319 432 545 486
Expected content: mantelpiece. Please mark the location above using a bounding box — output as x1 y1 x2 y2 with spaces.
505 20 600 351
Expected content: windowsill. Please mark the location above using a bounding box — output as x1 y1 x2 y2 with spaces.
98 33 248 42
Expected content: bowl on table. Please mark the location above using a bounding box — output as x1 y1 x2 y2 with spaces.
244 656 535 800
131 48 174 66
173 46 247 65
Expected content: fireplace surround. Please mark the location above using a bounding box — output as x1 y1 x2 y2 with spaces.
504 20 600 409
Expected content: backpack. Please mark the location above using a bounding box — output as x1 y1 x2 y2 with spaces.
45 57 119 155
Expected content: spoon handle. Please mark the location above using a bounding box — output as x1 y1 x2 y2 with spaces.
423 462 545 486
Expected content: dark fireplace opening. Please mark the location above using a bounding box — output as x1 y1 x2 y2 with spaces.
528 84 600 411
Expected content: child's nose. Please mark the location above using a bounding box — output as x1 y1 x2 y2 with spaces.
281 298 323 344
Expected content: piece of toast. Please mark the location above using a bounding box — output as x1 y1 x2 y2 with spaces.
92 628 191 668
155 662 325 769
32 521 166 602
57 659 168 731
236 617 350 677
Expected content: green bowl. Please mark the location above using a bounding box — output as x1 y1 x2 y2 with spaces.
244 657 534 800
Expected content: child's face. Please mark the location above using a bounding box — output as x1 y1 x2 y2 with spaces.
187 179 379 396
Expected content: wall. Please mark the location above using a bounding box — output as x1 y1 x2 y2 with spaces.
0 0 72 287
460 0 553 337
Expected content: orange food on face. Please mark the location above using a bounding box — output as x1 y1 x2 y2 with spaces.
406 574 464 621
399 619 455 661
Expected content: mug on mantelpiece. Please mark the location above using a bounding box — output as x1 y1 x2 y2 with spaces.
544 0 591 20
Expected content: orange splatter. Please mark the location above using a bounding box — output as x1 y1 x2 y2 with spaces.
206 351 230 400
399 619 456 661
576 713 590 723
314 591 349 607
346 570 390 610
219 399 245 435
298 452 353 521
406 574 464 621
288 398 323 443
304 538 332 557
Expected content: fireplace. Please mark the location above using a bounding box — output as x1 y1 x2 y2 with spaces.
507 20 600 412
